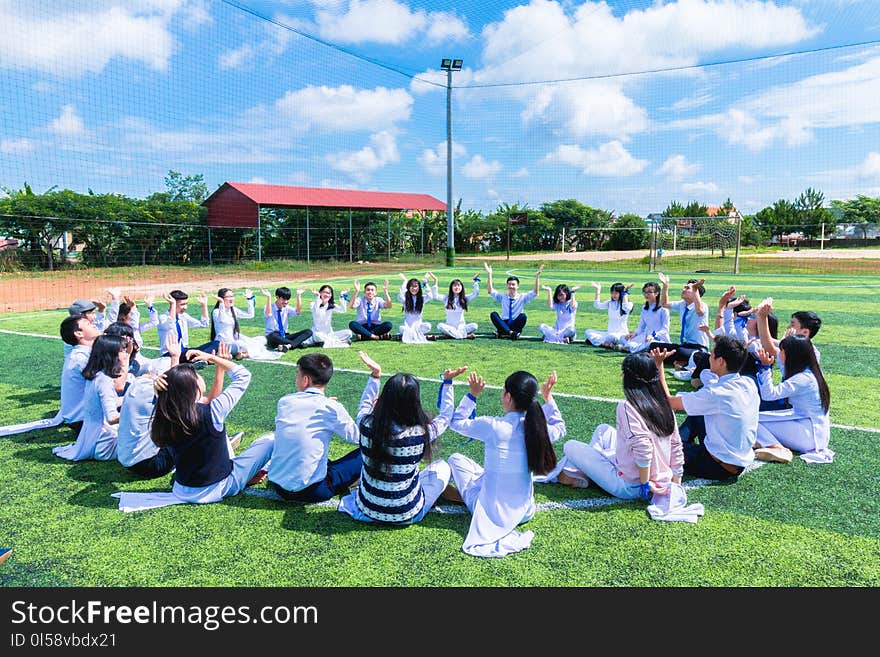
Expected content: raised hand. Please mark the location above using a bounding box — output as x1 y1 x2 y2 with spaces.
163 332 181 358
197 293 208 306
260 288 271 298
216 342 232 361
383 279 389 290
657 271 670 286
353 279 361 293
590 281 601 291
443 365 469 380
719 285 736 305
756 348 775 367
536 264 545 274
358 351 381 378
541 371 558 402
123 295 136 308
541 285 552 292
144 295 154 308
483 262 492 274
727 294 747 310
244 288 253 298
625 282 635 291
154 373 169 393
296 288 306 297
398 272 407 281
92 299 106 312
107 287 121 300
467 371 486 397
649 347 675 368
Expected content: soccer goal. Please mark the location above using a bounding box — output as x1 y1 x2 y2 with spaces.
648 215 742 274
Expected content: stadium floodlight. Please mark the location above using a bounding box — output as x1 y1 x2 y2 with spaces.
440 57 463 266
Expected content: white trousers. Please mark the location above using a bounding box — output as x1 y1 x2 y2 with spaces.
438 321 478 339
538 324 576 344
562 426 641 500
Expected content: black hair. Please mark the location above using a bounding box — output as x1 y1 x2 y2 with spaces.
150 363 201 447
610 282 629 316
117 302 132 322
82 334 127 381
60 314 86 346
712 335 748 373
446 279 469 311
364 281 378 290
504 371 557 475
686 278 706 297
360 373 435 472
275 287 291 300
104 321 139 357
791 311 822 338
506 275 520 285
621 353 676 437
553 284 572 304
170 289 188 301
318 284 336 310
779 335 830 413
403 278 424 314
296 353 333 386
211 287 240 341
642 282 661 311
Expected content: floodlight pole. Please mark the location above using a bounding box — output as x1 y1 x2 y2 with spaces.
441 58 462 267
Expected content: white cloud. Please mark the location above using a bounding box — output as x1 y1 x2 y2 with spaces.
327 130 400 181
512 168 529 178
275 85 413 131
681 181 719 194
468 0 817 141
219 44 255 70
248 176 268 185
0 2 180 75
856 152 880 178
670 55 880 150
0 138 34 154
659 154 700 181
546 140 648 177
418 141 467 176
669 93 713 111
315 0 469 45
49 105 86 137
462 155 502 180
180 0 211 29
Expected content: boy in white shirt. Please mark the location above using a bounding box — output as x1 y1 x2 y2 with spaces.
262 287 312 351
348 279 393 341
484 261 544 340
59 313 102 437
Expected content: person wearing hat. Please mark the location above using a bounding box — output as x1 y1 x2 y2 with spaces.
63 298 107 358
59 313 102 437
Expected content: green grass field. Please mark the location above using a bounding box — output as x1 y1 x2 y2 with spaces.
0 266 878 586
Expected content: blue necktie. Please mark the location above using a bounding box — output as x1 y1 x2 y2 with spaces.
508 296 514 321
366 300 372 328
175 317 182 342
276 308 285 335
680 305 689 343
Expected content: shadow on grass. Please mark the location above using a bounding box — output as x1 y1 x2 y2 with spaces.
6 387 60 408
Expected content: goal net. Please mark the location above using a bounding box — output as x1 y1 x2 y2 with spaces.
649 216 741 274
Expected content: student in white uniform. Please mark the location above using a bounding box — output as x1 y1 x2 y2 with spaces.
157 289 211 359
484 261 544 340
268 353 365 503
210 287 256 358
584 281 634 348
651 336 758 481
348 279 393 341
538 283 580 344
262 287 312 351
302 285 352 348
650 273 710 366
443 369 566 558
59 314 102 437
755 332 832 464
397 273 438 343
621 282 670 353
106 289 159 350
63 299 107 358
338 353 468 524
53 334 133 462
555 353 684 500
148 350 273 505
437 276 480 340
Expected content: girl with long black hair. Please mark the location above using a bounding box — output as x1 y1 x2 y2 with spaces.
210 287 256 359
556 353 684 500
444 369 566 557
584 281 634 349
397 272 438 343
437 276 480 340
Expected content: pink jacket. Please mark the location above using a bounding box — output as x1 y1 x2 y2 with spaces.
613 400 683 485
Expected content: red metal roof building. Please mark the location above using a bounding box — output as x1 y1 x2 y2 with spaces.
203 182 446 228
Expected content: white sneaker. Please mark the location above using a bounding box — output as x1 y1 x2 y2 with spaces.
673 370 693 381
228 431 244 451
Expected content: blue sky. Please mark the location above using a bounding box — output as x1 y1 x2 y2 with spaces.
2 0 880 215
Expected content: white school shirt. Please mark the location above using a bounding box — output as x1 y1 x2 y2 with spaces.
352 295 388 325
398 282 436 327
757 368 830 452
106 302 159 348
60 345 91 423
632 306 671 343
309 299 346 334
116 376 161 468
669 299 710 347
679 372 758 467
212 297 256 344
594 296 634 336
552 300 577 332
157 311 208 349
78 372 126 460
264 303 299 335
490 289 537 321
269 377 380 492
443 282 479 326
449 394 567 554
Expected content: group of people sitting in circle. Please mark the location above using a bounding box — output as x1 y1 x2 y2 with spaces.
42 265 831 558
